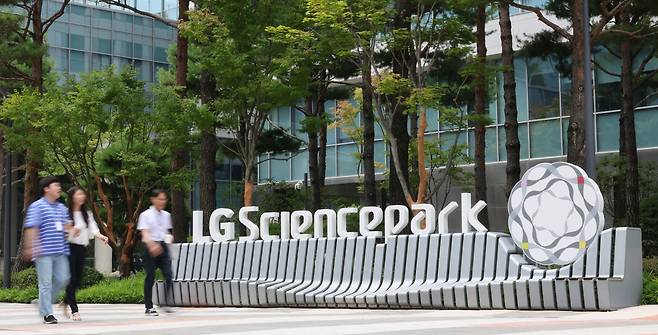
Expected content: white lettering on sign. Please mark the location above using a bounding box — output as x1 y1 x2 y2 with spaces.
191 193 487 243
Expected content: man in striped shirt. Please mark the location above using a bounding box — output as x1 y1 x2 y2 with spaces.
23 176 73 324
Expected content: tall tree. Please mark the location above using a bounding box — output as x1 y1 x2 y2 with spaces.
510 0 631 167
473 3 489 227
267 4 356 210
498 0 521 198
0 0 70 272
388 0 412 207
181 1 307 207
170 0 190 243
101 0 190 241
594 0 658 227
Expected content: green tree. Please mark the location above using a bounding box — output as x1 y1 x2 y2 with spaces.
510 0 631 167
594 0 658 227
497 0 522 198
181 1 307 207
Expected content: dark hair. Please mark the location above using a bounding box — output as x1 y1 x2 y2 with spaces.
67 186 89 227
39 176 60 195
150 189 167 198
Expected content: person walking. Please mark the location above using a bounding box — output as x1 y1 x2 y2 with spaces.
138 189 174 316
61 187 109 321
22 176 72 324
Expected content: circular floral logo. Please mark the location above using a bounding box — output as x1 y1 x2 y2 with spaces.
507 162 604 266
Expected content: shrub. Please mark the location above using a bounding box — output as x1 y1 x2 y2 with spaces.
644 257 658 275
76 272 144 304
80 267 105 288
11 267 38 289
11 266 104 289
0 288 38 303
642 272 658 304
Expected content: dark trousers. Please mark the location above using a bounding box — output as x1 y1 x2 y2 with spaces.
143 242 173 309
64 243 86 314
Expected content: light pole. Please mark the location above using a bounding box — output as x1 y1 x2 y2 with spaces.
583 0 597 179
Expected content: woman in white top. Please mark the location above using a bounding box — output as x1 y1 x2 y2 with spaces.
62 187 108 321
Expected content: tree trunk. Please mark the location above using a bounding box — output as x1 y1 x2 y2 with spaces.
13 155 40 273
118 222 137 277
170 150 188 243
362 60 377 206
199 131 217 228
318 103 328 187
306 95 321 211
615 87 627 226
199 72 217 232
243 179 254 207
499 1 521 198
620 38 639 227
170 0 190 243
566 0 587 167
388 0 411 207
474 4 488 228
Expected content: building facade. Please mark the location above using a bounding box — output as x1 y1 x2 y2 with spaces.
43 0 177 82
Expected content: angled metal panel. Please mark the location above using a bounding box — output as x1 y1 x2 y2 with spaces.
328 237 366 307
305 238 342 305
322 237 357 306
277 239 314 305
290 238 326 304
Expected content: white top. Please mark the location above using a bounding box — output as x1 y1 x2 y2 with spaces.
68 210 101 246
137 206 172 242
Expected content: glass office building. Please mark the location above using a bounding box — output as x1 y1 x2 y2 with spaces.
42 0 177 82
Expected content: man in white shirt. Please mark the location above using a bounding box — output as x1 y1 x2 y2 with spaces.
137 189 174 316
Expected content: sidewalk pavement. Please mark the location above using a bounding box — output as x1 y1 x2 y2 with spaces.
1 303 658 335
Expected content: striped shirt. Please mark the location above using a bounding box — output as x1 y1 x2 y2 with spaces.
24 197 70 259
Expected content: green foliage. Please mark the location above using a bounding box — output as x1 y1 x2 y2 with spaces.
598 156 658 256
0 10 46 90
640 196 658 257
0 287 38 303
76 272 145 304
642 257 658 304
256 128 303 155
10 267 39 289
10 266 104 290
256 182 309 235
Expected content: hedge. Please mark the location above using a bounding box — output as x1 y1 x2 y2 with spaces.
11 266 104 290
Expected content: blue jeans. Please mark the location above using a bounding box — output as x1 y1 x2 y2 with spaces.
35 254 70 317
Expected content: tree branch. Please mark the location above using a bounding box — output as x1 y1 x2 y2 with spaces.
43 0 71 33
509 1 572 41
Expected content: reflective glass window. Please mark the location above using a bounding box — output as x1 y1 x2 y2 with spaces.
92 28 112 54
527 58 560 119
498 123 529 159
530 119 561 157
70 24 90 50
337 144 359 176
70 50 89 73
636 109 658 148
596 112 619 152
292 149 309 181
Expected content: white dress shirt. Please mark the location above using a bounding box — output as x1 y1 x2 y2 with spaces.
68 210 101 246
137 206 172 242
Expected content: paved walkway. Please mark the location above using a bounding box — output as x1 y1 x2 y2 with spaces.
1 303 658 335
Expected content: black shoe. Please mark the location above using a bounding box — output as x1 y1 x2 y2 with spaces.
43 315 58 324
145 308 159 316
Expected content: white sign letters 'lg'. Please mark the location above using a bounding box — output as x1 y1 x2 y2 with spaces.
192 193 487 243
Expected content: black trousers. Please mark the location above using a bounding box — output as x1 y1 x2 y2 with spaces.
143 241 173 309
65 243 86 314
